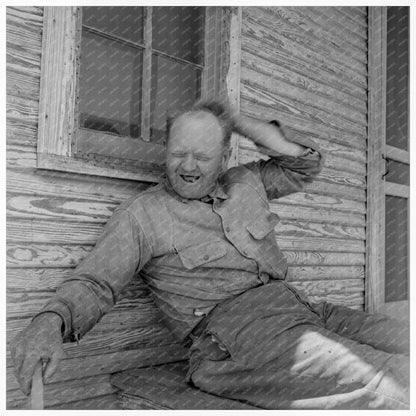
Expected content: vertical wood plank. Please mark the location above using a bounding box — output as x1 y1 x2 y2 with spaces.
365 7 386 313
226 7 242 168
141 6 152 142
37 7 79 159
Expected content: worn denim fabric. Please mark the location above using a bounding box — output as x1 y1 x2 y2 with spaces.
187 281 410 409
36 134 323 342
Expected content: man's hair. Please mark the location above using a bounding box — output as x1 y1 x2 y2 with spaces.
166 99 234 148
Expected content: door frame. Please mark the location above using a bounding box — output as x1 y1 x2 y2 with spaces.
366 6 409 320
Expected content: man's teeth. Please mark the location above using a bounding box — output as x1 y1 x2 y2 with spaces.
180 175 200 183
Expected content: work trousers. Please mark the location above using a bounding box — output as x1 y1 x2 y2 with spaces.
187 281 409 409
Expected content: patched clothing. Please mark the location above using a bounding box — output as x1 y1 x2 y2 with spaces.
37 134 322 342
35 131 409 409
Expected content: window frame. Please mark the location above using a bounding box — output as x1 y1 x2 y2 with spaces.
366 6 409 320
37 6 240 182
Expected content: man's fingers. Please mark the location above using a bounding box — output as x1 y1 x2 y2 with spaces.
19 355 43 396
11 343 25 386
44 349 64 382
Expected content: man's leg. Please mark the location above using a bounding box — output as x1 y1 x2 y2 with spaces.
188 325 409 409
312 302 409 354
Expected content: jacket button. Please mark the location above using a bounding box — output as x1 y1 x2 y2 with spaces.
243 250 248 255
225 227 230 232
203 255 209 261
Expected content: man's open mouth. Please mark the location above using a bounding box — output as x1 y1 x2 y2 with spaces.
180 175 200 183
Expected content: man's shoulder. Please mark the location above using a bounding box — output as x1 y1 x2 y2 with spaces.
117 183 169 213
223 163 259 185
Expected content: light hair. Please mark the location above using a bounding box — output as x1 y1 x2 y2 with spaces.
166 99 234 148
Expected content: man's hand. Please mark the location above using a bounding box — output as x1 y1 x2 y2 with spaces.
10 313 65 395
232 114 308 157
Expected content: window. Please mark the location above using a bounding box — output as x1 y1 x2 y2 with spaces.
37 7 236 181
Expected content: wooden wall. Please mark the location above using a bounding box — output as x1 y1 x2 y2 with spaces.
6 5 369 410
238 7 368 309
6 6 187 409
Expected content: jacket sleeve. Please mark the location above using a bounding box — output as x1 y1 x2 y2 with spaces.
33 207 153 342
244 122 324 200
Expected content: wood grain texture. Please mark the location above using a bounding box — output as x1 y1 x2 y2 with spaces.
6 6 370 409
242 8 367 88
240 99 367 150
47 393 121 410
365 7 386 314
7 345 188 389
7 374 116 409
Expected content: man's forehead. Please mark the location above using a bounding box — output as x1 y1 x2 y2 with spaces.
173 111 221 130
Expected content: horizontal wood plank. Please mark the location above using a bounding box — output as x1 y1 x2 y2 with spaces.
47 393 121 410
7 193 115 223
240 98 367 150
6 118 38 147
7 374 116 409
6 345 189 389
291 278 364 297
287 266 364 281
238 127 367 165
6 95 39 125
7 219 366 251
7 245 93 268
7 168 149 203
6 215 365 245
271 203 365 226
241 64 367 130
243 9 367 88
269 7 367 56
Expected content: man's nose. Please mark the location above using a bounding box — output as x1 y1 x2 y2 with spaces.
181 154 197 171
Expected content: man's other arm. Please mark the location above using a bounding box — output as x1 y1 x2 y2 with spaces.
10 206 153 394
233 115 324 199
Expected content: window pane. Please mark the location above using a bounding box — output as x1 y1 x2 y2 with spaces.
385 159 410 186
79 30 143 138
82 6 144 45
386 7 409 151
150 55 201 142
385 195 408 302
152 7 204 64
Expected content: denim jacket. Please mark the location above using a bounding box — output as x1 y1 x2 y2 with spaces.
36 132 324 342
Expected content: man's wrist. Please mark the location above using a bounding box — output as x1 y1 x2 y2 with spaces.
32 312 64 329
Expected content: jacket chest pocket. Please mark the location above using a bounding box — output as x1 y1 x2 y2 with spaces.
178 240 228 269
246 212 279 240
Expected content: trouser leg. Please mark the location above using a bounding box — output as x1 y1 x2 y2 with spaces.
312 301 409 354
188 325 409 409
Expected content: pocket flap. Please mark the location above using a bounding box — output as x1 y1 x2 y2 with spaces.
246 213 279 240
178 241 227 269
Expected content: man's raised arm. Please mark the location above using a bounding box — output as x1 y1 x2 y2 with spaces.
232 114 324 199
10 205 153 395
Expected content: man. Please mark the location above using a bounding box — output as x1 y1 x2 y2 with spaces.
11 100 409 409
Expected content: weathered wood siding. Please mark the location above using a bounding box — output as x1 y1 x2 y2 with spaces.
239 7 368 308
6 6 187 409
7 5 369 410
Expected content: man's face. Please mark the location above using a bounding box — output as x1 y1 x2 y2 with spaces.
166 112 230 200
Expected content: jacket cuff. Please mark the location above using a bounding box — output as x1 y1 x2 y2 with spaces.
266 119 323 155
33 297 73 341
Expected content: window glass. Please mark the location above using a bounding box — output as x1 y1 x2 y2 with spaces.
79 30 143 138
152 6 204 64
150 55 202 142
385 159 410 186
386 7 409 150
82 6 144 45
385 195 408 302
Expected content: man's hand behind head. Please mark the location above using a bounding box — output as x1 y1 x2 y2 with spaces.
10 313 65 395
